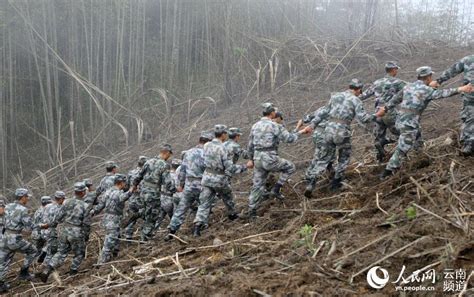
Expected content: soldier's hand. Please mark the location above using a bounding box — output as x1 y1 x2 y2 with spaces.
90 209 96 217
295 119 303 130
375 107 386 118
177 186 184 193
299 126 312 135
459 83 474 93
40 224 49 229
429 81 440 89
246 160 254 169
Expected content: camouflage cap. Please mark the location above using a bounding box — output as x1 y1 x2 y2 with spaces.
171 158 182 167
15 188 31 198
74 182 87 192
262 102 276 114
41 196 52 204
349 78 364 89
160 144 173 154
385 61 400 69
54 191 66 199
228 127 242 137
83 178 93 187
0 199 5 207
105 161 118 170
275 111 284 120
138 156 148 164
200 131 214 141
214 124 228 134
416 66 434 77
114 174 127 183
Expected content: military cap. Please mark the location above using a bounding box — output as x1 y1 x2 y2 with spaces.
41 196 52 204
416 66 434 77
214 124 228 134
138 156 148 164
105 161 118 170
385 61 400 69
54 191 66 199
228 127 242 137
171 158 182 167
114 174 127 183
180 150 188 160
15 188 31 198
0 199 5 207
200 131 214 141
275 111 284 120
74 182 87 192
349 78 364 89
160 144 173 154
83 179 93 187
262 102 276 114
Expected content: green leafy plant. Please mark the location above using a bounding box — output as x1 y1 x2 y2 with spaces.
295 224 316 253
406 205 417 220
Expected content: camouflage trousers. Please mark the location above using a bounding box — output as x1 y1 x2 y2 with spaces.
194 185 237 226
373 110 399 154
99 214 121 264
460 97 474 145
124 194 143 240
155 194 179 230
140 187 161 241
305 129 335 180
386 125 422 171
168 179 202 232
44 234 58 265
48 226 86 271
248 151 295 211
0 234 37 281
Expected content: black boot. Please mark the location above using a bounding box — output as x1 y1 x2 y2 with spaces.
192 224 202 237
270 183 284 200
164 228 176 242
329 177 342 191
0 281 10 293
461 141 473 157
37 251 47 264
304 178 316 198
18 267 33 281
380 169 394 180
375 143 386 163
228 213 239 221
39 266 53 283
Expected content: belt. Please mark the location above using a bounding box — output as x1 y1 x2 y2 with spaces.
142 181 159 188
328 117 351 125
205 168 225 175
4 229 21 234
161 192 174 196
186 176 202 181
255 147 277 152
399 108 421 115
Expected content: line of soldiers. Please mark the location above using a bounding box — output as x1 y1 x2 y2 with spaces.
0 56 472 292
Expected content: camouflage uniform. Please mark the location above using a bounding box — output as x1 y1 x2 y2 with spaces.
155 169 178 230
124 167 144 239
0 200 37 283
42 201 62 265
168 145 206 232
32 197 51 261
48 191 91 272
307 88 377 184
247 114 298 213
96 173 115 197
385 78 460 172
93 183 131 264
224 139 248 164
435 55 474 154
360 73 407 160
134 154 175 241
194 134 247 228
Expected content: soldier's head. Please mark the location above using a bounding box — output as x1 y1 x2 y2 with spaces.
114 174 127 190
416 66 434 84
54 191 66 205
40 196 52 207
83 179 93 191
74 182 87 198
385 61 400 76
214 125 228 141
159 144 173 161
138 156 148 167
171 158 182 171
274 111 284 124
349 79 364 96
228 127 242 142
262 103 277 119
15 188 31 205
0 198 5 215
105 161 118 174
199 131 213 145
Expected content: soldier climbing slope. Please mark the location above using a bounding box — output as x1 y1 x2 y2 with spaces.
96 161 119 197
124 156 147 240
32 195 52 264
40 191 66 268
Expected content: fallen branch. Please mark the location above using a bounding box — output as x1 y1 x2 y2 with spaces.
412 203 464 232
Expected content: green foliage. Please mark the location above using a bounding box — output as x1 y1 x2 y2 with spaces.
295 224 316 253
406 205 417 220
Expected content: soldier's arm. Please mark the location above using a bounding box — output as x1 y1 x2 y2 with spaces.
359 84 375 101
385 89 404 110
162 165 177 194
133 163 148 187
437 60 464 85
119 191 133 203
308 105 330 129
429 87 460 101
223 147 246 176
21 209 35 231
50 204 66 228
354 98 376 123
93 193 107 215
247 128 255 160
278 124 299 144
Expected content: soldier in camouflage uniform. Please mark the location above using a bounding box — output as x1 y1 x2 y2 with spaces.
224 128 249 164
0 189 43 292
301 79 385 196
133 145 175 241
124 156 147 240
82 179 96 242
91 174 134 263
165 132 213 240
32 196 52 264
41 191 65 267
381 67 474 178
155 158 181 230
0 198 6 238
40 182 91 282
96 161 118 197
359 62 407 162
193 125 250 236
247 103 306 218
430 55 474 156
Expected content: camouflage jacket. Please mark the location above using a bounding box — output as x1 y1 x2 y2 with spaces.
437 55 474 100
360 75 407 107
51 195 91 229
247 117 299 159
303 106 329 131
386 80 459 128
84 191 97 210
162 171 177 196
96 173 115 196
3 202 33 233
178 144 206 187
94 186 131 217
134 157 175 194
0 214 4 232
224 139 249 164
32 206 48 238
309 90 375 129
202 139 247 187
42 203 61 238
